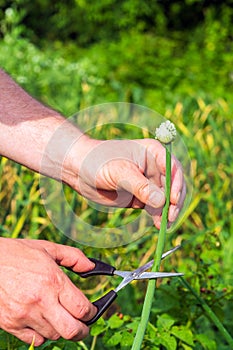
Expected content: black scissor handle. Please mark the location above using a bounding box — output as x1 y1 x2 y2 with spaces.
85 290 117 326
79 258 116 278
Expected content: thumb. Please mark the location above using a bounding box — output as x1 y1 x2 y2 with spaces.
117 166 165 209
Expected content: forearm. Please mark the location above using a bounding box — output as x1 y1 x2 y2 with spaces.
0 69 94 184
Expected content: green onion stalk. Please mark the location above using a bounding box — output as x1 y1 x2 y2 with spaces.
131 121 177 350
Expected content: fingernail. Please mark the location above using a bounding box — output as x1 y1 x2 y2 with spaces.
154 219 161 230
170 208 179 222
149 191 165 208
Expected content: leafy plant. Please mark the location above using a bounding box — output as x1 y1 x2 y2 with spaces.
0 2 233 349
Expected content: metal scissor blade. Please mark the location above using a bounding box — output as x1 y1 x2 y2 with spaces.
115 259 154 293
161 245 181 259
114 245 182 292
114 245 181 279
114 259 154 278
139 245 181 270
134 271 184 279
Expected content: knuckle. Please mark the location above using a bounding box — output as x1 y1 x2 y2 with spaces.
48 271 64 289
50 333 60 341
2 318 16 332
13 304 29 322
63 325 80 340
33 337 45 347
0 306 23 331
41 269 65 293
77 304 91 320
137 182 149 201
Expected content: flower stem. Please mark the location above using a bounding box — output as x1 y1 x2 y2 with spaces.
131 143 172 350
90 335 98 350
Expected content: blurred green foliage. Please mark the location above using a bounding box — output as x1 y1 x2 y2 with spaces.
0 0 233 113
0 0 233 349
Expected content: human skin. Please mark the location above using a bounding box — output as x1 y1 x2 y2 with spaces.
0 69 185 227
0 69 186 345
0 238 97 345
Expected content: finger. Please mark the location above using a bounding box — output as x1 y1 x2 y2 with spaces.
45 301 90 341
58 277 97 322
170 163 185 205
48 244 95 273
143 145 162 187
116 164 165 209
9 308 61 343
11 328 45 347
153 180 187 228
141 141 183 207
159 156 183 199
160 174 165 189
130 195 145 209
23 240 95 273
168 204 179 223
26 315 60 341
168 180 186 222
150 185 186 229
77 185 145 209
145 205 162 230
153 214 162 230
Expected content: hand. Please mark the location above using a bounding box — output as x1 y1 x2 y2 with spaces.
0 238 97 346
66 138 186 229
0 71 185 229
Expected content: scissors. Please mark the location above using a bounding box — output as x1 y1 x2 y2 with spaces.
75 245 183 325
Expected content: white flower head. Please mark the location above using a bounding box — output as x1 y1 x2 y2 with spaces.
155 120 177 144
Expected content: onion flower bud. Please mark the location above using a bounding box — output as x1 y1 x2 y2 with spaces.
155 120 177 144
